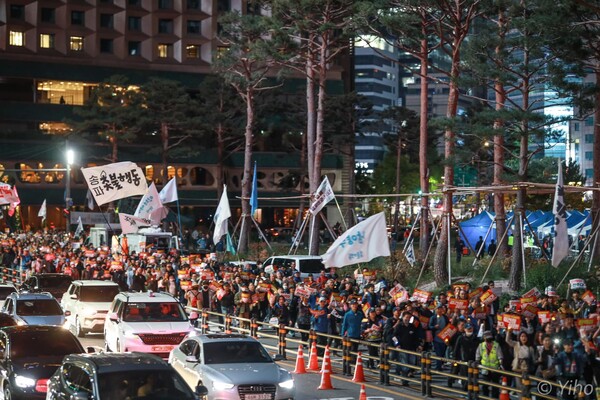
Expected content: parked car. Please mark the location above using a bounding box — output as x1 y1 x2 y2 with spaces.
262 255 325 279
169 333 295 400
20 274 73 301
1 292 68 327
0 284 17 310
61 280 120 337
46 352 208 400
0 325 85 399
104 291 193 359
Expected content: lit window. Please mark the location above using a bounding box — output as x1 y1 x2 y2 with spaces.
158 44 169 58
70 36 84 51
9 31 24 46
40 34 55 49
186 45 200 59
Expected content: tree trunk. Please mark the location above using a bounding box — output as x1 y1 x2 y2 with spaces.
305 37 318 255
509 125 528 292
161 122 169 185
216 122 225 196
393 134 402 235
419 30 430 254
591 68 600 266
238 88 255 254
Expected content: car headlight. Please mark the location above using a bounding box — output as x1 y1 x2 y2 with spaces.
14 374 36 388
16 320 26 326
81 307 96 317
124 331 140 339
212 381 234 391
278 379 294 390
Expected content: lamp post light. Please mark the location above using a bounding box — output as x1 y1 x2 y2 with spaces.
65 146 75 234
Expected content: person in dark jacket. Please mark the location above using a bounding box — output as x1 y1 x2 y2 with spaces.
341 299 365 372
394 310 424 385
554 338 589 400
450 323 480 389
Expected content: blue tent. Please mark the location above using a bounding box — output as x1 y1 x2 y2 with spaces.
459 211 497 248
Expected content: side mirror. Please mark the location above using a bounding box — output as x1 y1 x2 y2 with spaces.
108 312 119 322
195 385 209 400
70 294 78 300
272 354 284 361
86 346 96 354
185 355 199 363
64 311 71 317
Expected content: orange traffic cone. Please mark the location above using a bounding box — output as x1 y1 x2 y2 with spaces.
293 345 306 374
321 345 334 374
358 384 367 400
308 341 319 371
317 349 334 390
499 377 510 400
352 352 366 383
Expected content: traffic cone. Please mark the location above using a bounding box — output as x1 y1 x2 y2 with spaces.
308 341 319 371
499 377 510 400
317 349 334 390
293 345 306 374
358 384 367 400
352 352 366 383
321 345 334 374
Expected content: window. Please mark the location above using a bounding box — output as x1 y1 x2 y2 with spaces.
585 134 594 144
186 0 200 10
71 11 85 26
158 0 172 9
186 44 200 59
9 5 25 19
41 8 55 23
157 43 170 58
585 117 594 127
585 151 593 161
100 38 113 53
128 16 141 31
217 0 230 12
100 13 113 28
586 168 593 178
9 31 24 47
128 41 141 56
40 34 55 49
573 122 580 132
70 36 84 51
187 20 201 34
158 19 173 34
128 0 141 5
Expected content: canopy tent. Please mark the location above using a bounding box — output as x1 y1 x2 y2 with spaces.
459 211 497 248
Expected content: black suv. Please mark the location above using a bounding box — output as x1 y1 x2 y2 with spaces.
0 325 85 399
20 274 73 301
47 352 208 400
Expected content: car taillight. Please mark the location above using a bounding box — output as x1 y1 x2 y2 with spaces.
35 379 48 393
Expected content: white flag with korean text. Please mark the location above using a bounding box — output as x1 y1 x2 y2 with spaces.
118 213 152 235
159 177 178 204
552 162 568 267
321 212 391 268
81 162 148 206
38 199 47 221
309 176 335 215
213 185 231 245
404 241 416 266
74 217 84 237
134 183 163 223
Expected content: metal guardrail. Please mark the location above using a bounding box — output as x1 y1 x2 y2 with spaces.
0 266 25 286
187 306 578 400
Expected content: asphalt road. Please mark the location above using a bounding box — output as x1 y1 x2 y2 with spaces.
80 331 455 400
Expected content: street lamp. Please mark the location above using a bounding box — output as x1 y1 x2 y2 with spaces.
65 146 75 234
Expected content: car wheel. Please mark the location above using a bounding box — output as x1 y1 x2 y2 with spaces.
4 383 12 400
75 317 86 338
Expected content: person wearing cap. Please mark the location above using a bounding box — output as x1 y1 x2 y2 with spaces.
554 338 589 400
311 296 330 356
476 330 504 398
393 310 424 385
451 322 479 390
362 284 377 308
341 299 365 371
361 307 384 369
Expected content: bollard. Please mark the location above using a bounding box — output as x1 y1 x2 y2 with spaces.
379 343 390 385
278 324 287 359
471 361 479 400
250 318 258 338
225 314 232 334
342 335 351 376
200 309 209 334
421 351 427 396
520 370 531 400
467 363 473 399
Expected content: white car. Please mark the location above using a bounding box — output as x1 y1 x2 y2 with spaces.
61 280 120 337
104 291 194 359
0 283 17 310
169 333 295 400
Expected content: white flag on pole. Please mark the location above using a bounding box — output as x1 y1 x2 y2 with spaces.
74 217 84 237
0 183 20 206
38 199 47 221
309 176 335 215
552 162 568 267
118 213 152 235
321 212 391 268
134 183 162 222
404 241 416 267
159 178 178 204
85 189 95 210
81 162 148 206
213 185 231 245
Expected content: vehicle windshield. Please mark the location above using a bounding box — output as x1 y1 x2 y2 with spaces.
80 286 120 302
123 302 187 322
37 275 72 289
0 287 16 300
16 299 63 316
299 259 325 274
97 370 195 400
10 329 83 358
203 341 273 364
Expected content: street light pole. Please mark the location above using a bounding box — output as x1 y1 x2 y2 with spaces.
65 142 74 234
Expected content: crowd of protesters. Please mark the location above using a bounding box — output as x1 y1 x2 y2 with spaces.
1 228 600 399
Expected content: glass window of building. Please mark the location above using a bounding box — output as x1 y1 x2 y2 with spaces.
37 81 95 106
9 4 25 19
217 0 230 12
100 13 114 28
100 38 113 53
71 11 85 26
186 44 200 59
128 0 141 5
585 151 593 160
70 36 84 51
158 19 173 34
40 34 55 49
128 16 141 31
157 43 170 58
128 41 141 56
41 8 55 23
9 31 24 46
187 20 201 34
158 0 173 8
186 0 200 10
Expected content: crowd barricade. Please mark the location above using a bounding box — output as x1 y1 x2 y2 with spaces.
0 266 24 286
187 306 572 400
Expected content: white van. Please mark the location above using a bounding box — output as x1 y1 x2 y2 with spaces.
262 255 325 278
